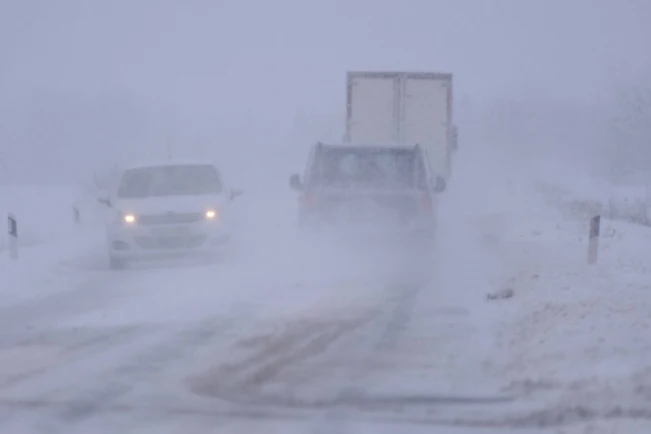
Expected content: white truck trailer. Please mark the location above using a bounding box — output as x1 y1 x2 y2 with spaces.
344 71 457 181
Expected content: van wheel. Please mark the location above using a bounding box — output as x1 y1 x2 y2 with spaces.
109 256 128 270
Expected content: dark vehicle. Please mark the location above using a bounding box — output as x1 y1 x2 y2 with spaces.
289 142 446 244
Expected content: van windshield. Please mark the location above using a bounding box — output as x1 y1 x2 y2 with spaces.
117 164 222 198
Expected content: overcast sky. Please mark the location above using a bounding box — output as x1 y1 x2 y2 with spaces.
1 0 650 184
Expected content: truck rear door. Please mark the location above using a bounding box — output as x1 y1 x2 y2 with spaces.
346 73 399 143
401 74 452 179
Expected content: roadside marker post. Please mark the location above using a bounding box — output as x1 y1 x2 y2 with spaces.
8 214 17 260
588 215 600 264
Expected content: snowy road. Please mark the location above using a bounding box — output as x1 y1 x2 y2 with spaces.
2 181 651 433
0 213 528 434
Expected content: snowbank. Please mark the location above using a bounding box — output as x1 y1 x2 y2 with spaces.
481 217 651 428
390 146 651 429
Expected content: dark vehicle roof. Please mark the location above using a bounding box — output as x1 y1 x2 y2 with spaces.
316 143 420 151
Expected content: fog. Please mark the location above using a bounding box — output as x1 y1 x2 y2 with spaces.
2 0 651 290
3 2 651 431
1 0 650 188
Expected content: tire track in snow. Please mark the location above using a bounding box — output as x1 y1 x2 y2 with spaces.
185 276 424 408
177 280 426 429
310 282 423 433
50 315 242 424
0 313 249 430
0 326 142 392
188 313 375 405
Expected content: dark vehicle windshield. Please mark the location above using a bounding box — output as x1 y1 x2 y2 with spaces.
312 147 419 189
117 164 222 198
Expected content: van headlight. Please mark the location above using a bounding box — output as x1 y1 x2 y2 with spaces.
122 213 136 224
205 209 217 220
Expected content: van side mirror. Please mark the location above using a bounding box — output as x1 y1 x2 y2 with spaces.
433 177 446 193
289 174 302 191
229 189 244 201
98 196 112 207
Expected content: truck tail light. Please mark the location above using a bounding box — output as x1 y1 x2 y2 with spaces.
420 193 433 213
301 194 317 208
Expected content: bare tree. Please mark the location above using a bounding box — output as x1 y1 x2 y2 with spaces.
603 76 651 224
610 78 651 183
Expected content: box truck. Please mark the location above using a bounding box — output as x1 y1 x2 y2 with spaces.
344 71 457 181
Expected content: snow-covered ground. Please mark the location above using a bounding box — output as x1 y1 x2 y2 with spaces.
0 154 650 433
0 185 107 308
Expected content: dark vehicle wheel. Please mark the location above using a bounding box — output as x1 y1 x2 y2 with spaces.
409 229 436 252
109 255 128 270
298 213 318 233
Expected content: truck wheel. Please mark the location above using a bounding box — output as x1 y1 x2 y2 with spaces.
410 229 436 254
297 213 316 233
